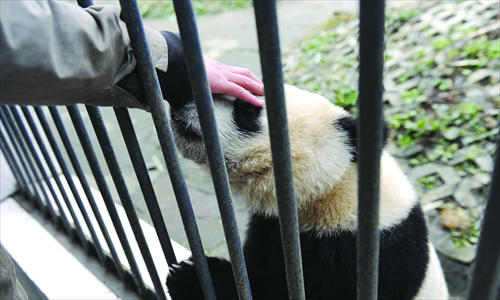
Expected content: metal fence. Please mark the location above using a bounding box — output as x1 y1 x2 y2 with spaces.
0 0 499 299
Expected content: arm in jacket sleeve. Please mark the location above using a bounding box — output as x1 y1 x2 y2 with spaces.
0 0 189 110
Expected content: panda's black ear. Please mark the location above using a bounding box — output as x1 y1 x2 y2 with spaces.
336 117 391 162
336 116 358 161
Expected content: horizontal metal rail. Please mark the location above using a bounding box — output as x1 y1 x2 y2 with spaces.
253 1 305 299
357 0 386 299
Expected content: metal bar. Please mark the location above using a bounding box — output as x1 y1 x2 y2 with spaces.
76 0 93 8
66 105 146 294
48 106 125 280
113 107 177 266
0 107 45 212
467 138 500 299
253 1 305 300
118 0 216 299
9 105 73 233
357 1 385 299
85 105 166 300
0 129 31 194
172 2 253 300
0 106 56 221
20 106 88 249
70 0 127 282
34 107 106 263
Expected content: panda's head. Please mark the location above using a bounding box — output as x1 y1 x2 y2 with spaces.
170 85 402 233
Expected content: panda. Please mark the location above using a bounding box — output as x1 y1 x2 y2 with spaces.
166 85 449 300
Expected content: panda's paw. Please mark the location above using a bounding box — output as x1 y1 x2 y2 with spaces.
167 257 196 282
167 257 203 300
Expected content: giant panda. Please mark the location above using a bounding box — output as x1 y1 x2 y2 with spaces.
166 85 449 300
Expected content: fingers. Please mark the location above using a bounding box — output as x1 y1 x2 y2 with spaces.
229 67 263 87
227 73 265 97
224 82 265 107
204 54 266 106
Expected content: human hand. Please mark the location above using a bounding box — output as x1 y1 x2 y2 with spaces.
204 54 265 107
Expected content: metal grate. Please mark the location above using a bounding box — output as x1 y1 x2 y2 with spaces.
1 0 499 299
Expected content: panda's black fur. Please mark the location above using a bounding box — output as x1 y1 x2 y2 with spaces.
166 85 448 300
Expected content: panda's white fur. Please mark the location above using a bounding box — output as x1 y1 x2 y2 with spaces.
168 84 449 299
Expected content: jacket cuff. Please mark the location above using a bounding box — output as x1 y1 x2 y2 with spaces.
116 31 193 108
158 31 193 109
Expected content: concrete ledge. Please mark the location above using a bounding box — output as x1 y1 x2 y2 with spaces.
1 191 191 299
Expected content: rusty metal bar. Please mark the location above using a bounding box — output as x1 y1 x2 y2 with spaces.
253 1 305 299
357 1 386 299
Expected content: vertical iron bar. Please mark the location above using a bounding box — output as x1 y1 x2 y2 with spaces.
118 0 216 299
48 106 125 280
0 107 45 212
67 105 145 293
467 138 500 299
20 106 88 249
71 0 126 281
34 107 106 263
0 130 30 194
113 107 177 266
172 2 253 300
85 105 166 300
0 106 55 221
357 1 385 299
253 1 305 300
9 105 73 233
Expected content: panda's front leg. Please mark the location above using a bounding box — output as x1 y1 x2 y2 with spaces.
167 256 238 300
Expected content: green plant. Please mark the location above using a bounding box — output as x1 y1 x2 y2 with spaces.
400 88 426 105
433 38 453 51
138 0 253 18
409 154 430 167
429 143 458 162
388 109 440 148
333 87 357 108
417 173 444 190
388 8 423 22
436 78 453 91
451 226 479 248
454 160 483 176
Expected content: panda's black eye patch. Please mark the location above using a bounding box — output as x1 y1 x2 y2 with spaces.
233 98 263 134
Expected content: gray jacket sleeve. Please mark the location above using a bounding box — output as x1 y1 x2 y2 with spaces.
0 1 167 110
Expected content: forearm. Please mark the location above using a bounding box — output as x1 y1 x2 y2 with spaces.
0 1 163 109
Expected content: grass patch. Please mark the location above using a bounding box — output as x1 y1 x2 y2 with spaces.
138 0 253 18
417 173 444 191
